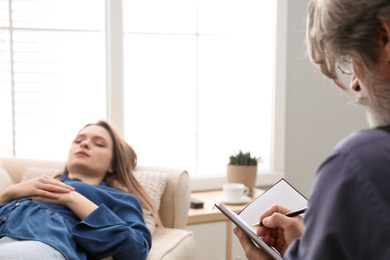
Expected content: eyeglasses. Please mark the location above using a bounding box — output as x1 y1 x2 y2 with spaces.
337 57 353 75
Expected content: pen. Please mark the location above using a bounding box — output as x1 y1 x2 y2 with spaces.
252 208 307 227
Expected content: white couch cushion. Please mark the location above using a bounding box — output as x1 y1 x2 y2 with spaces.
22 167 62 182
147 228 195 260
133 170 168 234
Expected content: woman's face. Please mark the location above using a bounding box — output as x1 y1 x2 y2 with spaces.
67 125 114 179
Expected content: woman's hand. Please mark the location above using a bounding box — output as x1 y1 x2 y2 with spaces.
0 176 74 204
32 190 98 220
257 205 305 256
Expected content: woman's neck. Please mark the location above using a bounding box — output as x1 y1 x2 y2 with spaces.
68 172 104 186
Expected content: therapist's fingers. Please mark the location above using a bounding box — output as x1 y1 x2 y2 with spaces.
262 212 301 229
233 227 272 260
262 213 304 245
259 204 292 221
257 227 277 246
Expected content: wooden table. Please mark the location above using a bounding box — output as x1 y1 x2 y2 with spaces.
187 188 264 259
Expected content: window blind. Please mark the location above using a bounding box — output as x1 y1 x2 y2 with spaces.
0 0 106 159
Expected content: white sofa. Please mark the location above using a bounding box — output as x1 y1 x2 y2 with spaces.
0 157 195 260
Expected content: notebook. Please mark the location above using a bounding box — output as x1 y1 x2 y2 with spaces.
215 178 308 260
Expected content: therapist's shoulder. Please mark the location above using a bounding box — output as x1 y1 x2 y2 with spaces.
316 127 390 180
332 127 390 154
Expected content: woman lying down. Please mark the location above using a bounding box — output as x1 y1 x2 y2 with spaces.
0 120 160 260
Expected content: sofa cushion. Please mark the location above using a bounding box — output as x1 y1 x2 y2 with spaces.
133 170 168 234
0 164 14 192
21 167 168 234
21 167 62 182
147 228 195 260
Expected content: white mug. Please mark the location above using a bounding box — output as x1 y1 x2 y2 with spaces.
223 183 250 202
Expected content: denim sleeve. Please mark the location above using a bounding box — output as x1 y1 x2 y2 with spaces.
71 203 151 260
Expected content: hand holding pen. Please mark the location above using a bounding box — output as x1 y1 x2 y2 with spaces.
252 208 307 227
254 205 306 256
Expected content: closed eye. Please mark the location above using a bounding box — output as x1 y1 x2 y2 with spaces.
93 137 107 147
73 136 85 144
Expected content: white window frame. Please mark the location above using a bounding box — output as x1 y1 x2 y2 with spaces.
106 0 125 135
105 0 287 191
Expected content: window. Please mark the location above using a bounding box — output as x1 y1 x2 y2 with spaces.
0 0 106 159
0 0 279 186
123 0 276 178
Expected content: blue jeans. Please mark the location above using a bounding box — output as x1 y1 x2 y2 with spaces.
0 236 65 259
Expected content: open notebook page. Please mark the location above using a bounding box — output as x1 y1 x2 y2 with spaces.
230 208 258 234
239 179 308 227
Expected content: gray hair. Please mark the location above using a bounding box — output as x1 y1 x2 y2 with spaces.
306 0 390 89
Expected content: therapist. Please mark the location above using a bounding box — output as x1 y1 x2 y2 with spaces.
234 0 390 259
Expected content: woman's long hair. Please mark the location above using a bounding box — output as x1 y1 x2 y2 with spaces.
61 120 162 228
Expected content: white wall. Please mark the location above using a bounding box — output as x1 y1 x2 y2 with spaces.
282 0 368 196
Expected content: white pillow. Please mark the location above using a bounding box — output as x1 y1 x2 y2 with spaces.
0 163 14 192
22 167 168 234
22 167 62 182
134 170 168 234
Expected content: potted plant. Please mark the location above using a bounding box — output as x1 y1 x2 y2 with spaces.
227 150 262 196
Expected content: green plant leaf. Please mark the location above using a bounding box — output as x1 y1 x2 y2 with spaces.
228 150 261 166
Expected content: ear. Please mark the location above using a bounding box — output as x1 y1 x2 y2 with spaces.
378 20 390 60
107 164 115 174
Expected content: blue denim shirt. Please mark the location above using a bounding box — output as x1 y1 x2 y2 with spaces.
0 176 151 260
285 127 390 259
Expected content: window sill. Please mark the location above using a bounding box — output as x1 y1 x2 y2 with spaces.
190 170 284 192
